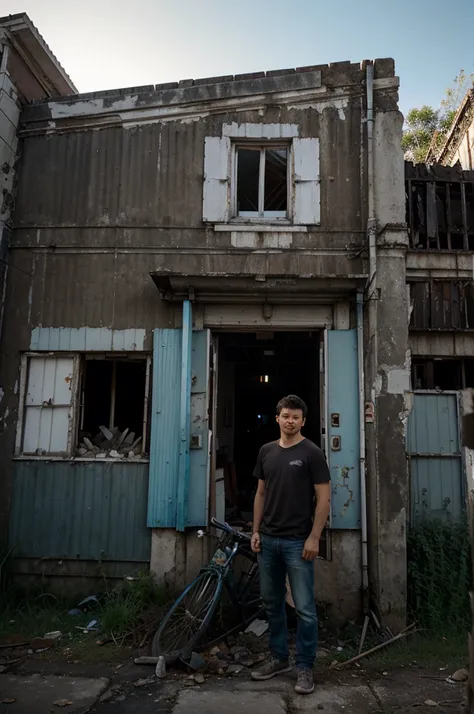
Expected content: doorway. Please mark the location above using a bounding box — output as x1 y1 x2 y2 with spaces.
215 331 321 522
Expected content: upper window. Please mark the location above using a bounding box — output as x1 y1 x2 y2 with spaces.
234 145 288 219
202 132 320 226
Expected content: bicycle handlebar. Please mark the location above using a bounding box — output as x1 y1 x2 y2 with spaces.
211 517 251 541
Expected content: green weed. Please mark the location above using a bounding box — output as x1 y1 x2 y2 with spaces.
407 517 471 634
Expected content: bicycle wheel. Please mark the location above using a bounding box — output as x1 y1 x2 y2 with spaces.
151 570 223 658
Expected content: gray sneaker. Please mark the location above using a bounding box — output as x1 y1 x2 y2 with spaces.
295 667 315 694
250 656 292 681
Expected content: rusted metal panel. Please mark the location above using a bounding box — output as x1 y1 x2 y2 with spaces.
410 332 474 357
8 460 151 561
410 280 474 330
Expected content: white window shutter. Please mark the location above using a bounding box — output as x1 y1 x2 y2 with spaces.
202 136 231 222
293 137 320 225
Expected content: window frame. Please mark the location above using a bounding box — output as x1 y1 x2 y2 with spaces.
15 352 80 457
231 141 291 222
15 352 151 460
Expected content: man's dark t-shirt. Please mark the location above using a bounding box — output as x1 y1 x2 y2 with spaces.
253 439 330 539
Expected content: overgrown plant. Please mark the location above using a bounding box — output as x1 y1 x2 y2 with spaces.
100 572 168 641
408 517 471 633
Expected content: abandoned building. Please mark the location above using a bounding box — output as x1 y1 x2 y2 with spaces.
0 13 473 633
426 85 474 170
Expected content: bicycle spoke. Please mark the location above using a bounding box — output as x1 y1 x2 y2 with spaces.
153 572 221 656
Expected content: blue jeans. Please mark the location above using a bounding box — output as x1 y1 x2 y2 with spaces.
258 533 318 669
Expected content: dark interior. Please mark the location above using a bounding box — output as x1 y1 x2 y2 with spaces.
217 331 320 515
81 358 146 440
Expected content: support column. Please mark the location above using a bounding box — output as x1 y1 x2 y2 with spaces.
365 103 410 632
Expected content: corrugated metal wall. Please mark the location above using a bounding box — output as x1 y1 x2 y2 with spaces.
9 461 151 562
407 393 464 522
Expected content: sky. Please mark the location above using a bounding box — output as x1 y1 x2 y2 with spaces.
2 0 474 116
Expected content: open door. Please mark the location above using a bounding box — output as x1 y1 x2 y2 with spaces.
147 327 212 530
324 328 361 529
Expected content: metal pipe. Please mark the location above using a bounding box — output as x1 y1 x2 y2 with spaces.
366 63 376 293
357 292 368 596
364 62 377 609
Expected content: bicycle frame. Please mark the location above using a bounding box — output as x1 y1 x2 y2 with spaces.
194 519 265 648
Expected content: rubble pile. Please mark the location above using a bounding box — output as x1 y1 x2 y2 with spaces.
76 426 143 459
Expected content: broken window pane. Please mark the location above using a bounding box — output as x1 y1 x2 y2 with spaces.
237 148 260 212
264 148 287 211
80 358 147 456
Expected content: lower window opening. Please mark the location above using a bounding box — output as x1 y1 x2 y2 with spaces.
78 357 147 458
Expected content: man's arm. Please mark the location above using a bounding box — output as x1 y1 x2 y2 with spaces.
251 479 265 553
302 482 331 561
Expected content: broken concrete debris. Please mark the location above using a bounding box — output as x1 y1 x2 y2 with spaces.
76 426 143 459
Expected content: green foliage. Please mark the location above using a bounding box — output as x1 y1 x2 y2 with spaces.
0 571 168 643
402 106 441 163
100 572 168 640
403 70 474 163
408 517 471 633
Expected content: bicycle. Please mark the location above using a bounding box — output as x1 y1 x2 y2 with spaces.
151 517 265 659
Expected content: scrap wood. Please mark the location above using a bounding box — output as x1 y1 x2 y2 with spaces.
0 642 29 650
330 623 417 669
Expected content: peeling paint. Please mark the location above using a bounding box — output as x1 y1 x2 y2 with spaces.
288 95 348 120
230 232 293 249
386 368 410 395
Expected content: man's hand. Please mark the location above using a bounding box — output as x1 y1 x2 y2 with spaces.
251 532 261 553
302 535 319 561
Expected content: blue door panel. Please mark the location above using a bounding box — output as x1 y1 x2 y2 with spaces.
147 324 210 529
147 329 181 528
327 329 360 529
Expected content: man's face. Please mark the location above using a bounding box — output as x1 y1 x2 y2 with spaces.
276 408 305 436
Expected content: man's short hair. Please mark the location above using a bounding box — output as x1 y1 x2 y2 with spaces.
276 395 308 418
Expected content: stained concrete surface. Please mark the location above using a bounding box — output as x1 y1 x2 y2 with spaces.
0 667 467 714
0 672 108 713
173 690 287 714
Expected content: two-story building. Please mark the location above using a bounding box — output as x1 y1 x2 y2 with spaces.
0 17 412 631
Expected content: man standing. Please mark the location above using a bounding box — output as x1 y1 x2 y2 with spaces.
250 395 331 695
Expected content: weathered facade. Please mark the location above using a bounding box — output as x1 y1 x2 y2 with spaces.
0 18 414 630
0 13 76 345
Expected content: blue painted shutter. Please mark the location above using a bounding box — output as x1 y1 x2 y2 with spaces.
147 329 181 528
326 329 360 528
147 327 211 529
